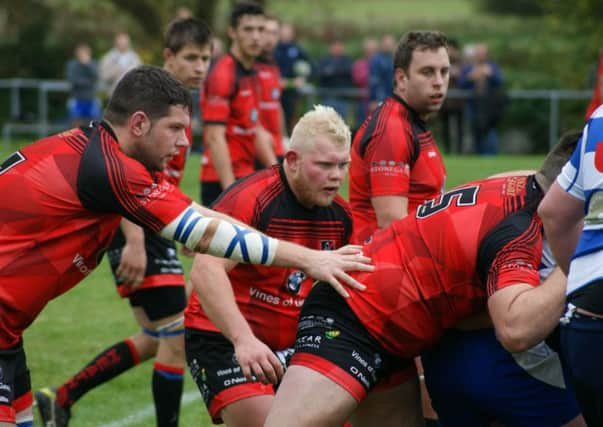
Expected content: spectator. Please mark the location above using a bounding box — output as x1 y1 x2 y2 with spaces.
200 1 276 206
368 33 396 112
65 42 101 127
317 39 354 120
458 42 505 155
175 6 193 20
256 15 286 162
274 22 313 134
352 37 378 126
99 32 142 97
438 38 465 153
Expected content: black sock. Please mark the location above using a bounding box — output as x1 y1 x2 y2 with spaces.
152 362 184 427
56 339 138 407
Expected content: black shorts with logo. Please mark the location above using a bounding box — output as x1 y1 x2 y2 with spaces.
292 282 415 400
185 328 292 423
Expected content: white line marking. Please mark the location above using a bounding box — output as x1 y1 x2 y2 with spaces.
99 390 200 427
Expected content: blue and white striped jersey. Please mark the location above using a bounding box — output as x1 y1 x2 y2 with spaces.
557 105 603 295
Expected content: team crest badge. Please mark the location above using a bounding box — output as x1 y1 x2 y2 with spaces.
321 240 333 250
286 271 306 294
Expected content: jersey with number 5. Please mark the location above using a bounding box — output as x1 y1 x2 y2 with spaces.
345 174 545 358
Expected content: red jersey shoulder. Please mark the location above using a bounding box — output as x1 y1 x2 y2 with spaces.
212 166 282 223
353 97 409 158
204 54 237 98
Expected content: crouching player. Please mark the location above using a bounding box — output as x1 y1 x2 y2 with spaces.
420 158 584 427
185 105 354 426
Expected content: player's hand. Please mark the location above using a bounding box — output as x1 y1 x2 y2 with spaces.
302 245 373 298
116 241 147 289
233 335 284 385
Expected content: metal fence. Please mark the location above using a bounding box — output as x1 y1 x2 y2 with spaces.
0 78 592 150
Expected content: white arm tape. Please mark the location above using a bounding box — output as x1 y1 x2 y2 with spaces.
161 206 278 265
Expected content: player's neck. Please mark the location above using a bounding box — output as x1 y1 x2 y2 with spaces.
231 46 255 69
534 172 551 193
105 120 133 155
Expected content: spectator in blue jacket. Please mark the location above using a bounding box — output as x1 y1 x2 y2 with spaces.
65 43 101 127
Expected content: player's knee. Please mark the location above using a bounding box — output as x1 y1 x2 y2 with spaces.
15 404 33 427
144 316 185 342
129 333 159 359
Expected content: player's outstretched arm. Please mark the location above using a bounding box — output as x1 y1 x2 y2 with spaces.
160 203 373 297
190 255 284 384
204 124 235 190
487 268 566 353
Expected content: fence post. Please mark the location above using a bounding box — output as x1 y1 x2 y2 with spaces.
10 80 20 120
549 90 559 150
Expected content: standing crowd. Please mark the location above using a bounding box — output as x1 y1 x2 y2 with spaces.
1 2 602 427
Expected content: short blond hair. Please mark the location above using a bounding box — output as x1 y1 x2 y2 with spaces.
289 105 351 152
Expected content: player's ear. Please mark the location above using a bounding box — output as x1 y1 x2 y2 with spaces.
284 150 300 171
227 26 236 41
394 68 407 89
163 47 174 63
130 111 151 137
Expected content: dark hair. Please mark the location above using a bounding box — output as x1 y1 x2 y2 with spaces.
104 65 193 125
230 1 264 28
165 17 212 53
538 129 582 185
394 30 448 72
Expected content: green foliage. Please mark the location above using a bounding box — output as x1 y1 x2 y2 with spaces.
0 0 599 153
474 0 544 16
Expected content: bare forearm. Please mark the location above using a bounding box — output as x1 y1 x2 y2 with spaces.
191 258 253 344
255 126 277 167
120 218 144 244
372 195 409 229
206 128 235 189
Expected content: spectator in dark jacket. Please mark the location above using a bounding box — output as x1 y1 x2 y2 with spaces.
274 22 313 134
318 39 353 120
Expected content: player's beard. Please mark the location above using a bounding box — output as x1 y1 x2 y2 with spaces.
291 171 337 209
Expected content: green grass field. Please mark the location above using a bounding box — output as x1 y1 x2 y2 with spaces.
0 138 543 426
